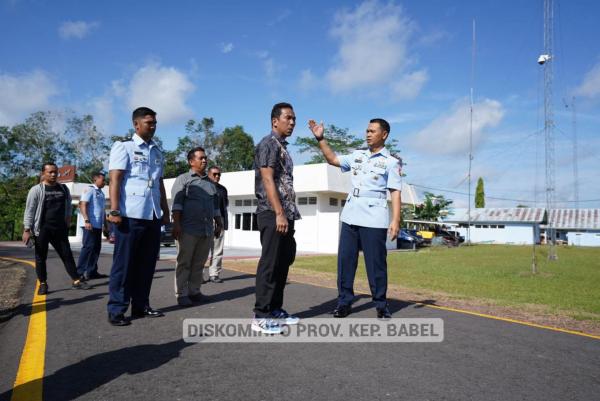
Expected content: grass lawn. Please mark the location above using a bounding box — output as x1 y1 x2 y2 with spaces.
288 245 600 320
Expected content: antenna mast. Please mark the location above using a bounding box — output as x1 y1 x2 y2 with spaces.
467 19 475 245
541 0 558 260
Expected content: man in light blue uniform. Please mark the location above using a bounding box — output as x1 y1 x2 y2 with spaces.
106 107 170 326
76 172 106 280
309 118 402 319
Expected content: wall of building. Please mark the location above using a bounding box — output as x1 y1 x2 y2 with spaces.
567 231 600 247
455 224 536 244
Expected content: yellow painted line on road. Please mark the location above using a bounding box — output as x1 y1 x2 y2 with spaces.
0 257 46 401
224 263 600 341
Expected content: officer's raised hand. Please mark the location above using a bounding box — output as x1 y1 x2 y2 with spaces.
308 119 325 140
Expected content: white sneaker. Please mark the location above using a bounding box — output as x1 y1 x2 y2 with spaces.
251 317 282 335
271 309 300 325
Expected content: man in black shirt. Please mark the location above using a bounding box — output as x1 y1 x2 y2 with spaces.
23 163 91 295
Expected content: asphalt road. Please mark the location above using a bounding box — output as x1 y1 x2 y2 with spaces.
0 244 599 401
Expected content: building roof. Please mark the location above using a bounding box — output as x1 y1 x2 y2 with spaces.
546 209 600 230
443 208 546 224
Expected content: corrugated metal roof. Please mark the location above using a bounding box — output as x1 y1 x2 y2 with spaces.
547 209 600 230
443 208 546 224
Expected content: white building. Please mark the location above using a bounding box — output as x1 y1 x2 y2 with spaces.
69 164 419 253
442 208 546 245
163 163 419 254
546 209 600 247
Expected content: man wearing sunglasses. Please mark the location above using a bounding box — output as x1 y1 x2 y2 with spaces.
206 166 228 283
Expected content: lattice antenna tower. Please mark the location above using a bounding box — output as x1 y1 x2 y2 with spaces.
540 0 558 260
571 97 579 210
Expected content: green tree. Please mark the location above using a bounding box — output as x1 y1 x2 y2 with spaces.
215 126 254 172
185 117 220 163
294 125 364 164
475 177 485 208
412 192 453 221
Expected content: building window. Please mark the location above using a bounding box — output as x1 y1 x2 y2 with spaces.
242 213 252 230
298 197 308 205
498 225 505 229
490 225 497 229
341 199 346 207
235 200 243 207
252 213 259 231
482 225 489 228
235 214 241 229
243 199 252 206
329 197 338 206
252 199 258 206
308 196 317 205
475 225 482 228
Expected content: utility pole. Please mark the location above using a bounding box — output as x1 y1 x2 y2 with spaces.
571 97 579 211
467 19 475 245
539 0 557 260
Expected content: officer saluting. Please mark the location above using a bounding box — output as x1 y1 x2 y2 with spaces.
308 118 402 319
106 107 170 326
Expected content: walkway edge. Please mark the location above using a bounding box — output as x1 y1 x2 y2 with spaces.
0 257 46 401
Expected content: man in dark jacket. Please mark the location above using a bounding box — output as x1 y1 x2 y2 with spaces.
22 163 91 295
206 166 228 283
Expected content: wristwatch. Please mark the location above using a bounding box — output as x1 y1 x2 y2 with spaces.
109 210 121 217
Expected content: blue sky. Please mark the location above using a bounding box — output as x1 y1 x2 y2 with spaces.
2 0 599 207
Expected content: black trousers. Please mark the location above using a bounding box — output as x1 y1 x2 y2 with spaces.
34 226 79 282
254 211 296 318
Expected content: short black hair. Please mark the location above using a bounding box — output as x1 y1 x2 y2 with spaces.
41 162 57 173
187 146 206 162
209 166 221 173
132 107 156 122
370 118 390 134
92 172 105 180
271 102 293 121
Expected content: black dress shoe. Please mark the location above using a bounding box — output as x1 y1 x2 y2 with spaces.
87 272 109 279
209 276 224 283
131 307 164 319
108 314 131 326
377 307 392 320
332 305 352 318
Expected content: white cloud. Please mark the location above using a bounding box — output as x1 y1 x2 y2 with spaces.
413 98 504 155
126 63 196 124
0 70 58 126
573 61 600 98
221 42 234 53
298 69 317 92
325 0 427 97
59 21 99 40
392 69 428 100
89 95 114 133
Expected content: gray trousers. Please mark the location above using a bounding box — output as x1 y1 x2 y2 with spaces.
208 231 225 278
174 231 212 298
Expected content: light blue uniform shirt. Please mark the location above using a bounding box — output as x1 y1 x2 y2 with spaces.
338 147 402 229
108 134 164 220
79 184 105 229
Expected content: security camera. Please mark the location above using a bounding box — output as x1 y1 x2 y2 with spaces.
537 54 551 65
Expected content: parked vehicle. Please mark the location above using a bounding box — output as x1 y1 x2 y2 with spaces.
440 229 465 243
397 229 425 249
161 223 175 247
